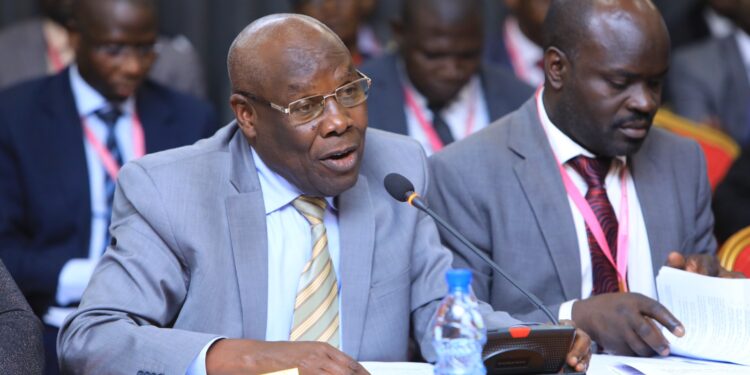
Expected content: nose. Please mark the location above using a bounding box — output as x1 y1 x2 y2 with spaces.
627 82 660 115
119 52 150 77
318 96 353 136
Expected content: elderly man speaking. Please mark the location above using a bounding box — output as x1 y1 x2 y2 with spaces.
58 13 590 375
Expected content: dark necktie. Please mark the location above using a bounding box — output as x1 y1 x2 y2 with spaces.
568 156 621 294
428 103 455 146
95 105 123 250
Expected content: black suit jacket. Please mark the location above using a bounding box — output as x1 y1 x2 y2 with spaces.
0 69 218 314
714 143 750 242
359 53 533 136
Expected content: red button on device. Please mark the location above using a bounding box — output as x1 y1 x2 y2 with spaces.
508 326 532 339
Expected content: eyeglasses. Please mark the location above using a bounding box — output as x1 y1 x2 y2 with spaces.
237 70 372 125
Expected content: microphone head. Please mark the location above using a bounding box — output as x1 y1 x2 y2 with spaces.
384 173 415 202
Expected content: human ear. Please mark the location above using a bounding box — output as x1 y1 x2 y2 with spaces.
544 47 568 91
230 93 257 139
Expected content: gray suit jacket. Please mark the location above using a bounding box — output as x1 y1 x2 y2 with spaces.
58 124 518 374
0 259 44 374
0 18 207 98
668 35 750 145
427 98 716 323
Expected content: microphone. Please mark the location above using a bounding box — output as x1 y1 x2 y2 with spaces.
384 172 558 324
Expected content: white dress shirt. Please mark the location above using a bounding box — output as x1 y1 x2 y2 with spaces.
401 65 490 156
187 148 342 374
734 29 750 85
45 65 136 327
535 90 656 320
503 17 545 87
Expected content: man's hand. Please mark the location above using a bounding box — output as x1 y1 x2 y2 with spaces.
666 251 744 278
206 339 370 375
559 320 591 373
572 293 684 357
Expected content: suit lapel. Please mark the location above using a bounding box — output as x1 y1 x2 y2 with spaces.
337 176 375 358
630 140 681 276
135 84 172 153
509 100 582 300
39 70 92 255
225 129 268 339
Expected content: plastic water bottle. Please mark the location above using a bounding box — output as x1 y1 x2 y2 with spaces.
432 269 487 375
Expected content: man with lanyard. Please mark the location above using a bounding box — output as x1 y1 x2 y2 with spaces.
57 13 592 375
428 0 742 357
360 0 532 155
0 0 216 371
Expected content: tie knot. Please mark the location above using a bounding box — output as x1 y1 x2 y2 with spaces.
293 196 327 225
568 155 611 188
95 105 123 128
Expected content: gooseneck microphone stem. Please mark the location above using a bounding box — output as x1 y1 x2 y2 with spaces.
410 194 559 325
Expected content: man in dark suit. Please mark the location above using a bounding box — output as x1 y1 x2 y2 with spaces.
429 0 739 358
0 0 216 371
714 142 750 242
0 0 208 98
0 259 44 375
668 0 750 146
360 0 533 155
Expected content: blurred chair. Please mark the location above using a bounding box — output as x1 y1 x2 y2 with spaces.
718 225 750 277
654 109 740 190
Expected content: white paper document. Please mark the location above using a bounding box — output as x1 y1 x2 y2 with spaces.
591 354 750 375
656 266 750 365
361 361 433 375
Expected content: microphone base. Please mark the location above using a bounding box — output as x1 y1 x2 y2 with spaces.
483 325 579 374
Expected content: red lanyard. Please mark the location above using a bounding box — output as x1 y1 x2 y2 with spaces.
403 85 476 153
46 43 66 73
82 112 146 181
535 89 630 292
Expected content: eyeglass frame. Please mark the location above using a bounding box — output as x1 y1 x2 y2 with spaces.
235 70 372 124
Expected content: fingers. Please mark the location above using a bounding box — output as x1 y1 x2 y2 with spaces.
665 251 686 269
322 344 367 375
626 313 669 356
566 328 591 372
637 295 684 337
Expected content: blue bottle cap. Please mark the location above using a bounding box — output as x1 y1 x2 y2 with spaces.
446 268 472 291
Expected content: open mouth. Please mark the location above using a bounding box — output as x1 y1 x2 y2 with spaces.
320 146 359 173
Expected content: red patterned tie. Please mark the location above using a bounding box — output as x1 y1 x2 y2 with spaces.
569 156 621 294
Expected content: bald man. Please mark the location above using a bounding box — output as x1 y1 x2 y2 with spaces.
0 0 216 372
58 13 591 375
429 0 737 357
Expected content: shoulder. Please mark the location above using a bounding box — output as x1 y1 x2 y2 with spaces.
0 73 62 116
138 80 215 121
481 63 533 95
641 126 703 160
671 36 727 72
359 53 398 78
359 128 430 190
125 123 234 178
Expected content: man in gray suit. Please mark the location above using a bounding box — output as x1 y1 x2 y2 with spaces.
1 259 44 374
0 0 207 98
668 0 750 146
429 0 737 358
57 13 591 375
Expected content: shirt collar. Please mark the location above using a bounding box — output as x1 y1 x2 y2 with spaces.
536 88 626 166
69 64 136 118
734 29 750 71
251 147 336 215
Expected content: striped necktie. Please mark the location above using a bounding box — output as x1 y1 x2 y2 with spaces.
569 156 621 294
95 105 123 251
290 196 340 347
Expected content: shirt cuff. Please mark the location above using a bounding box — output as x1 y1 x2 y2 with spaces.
186 337 224 375
558 299 578 321
55 258 98 306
